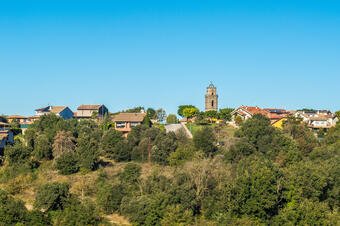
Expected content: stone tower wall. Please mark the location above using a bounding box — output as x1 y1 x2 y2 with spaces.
205 87 218 112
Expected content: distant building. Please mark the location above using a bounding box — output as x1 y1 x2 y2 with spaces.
295 110 338 131
113 113 146 136
264 108 289 124
0 129 14 150
205 82 218 112
76 105 108 120
35 106 74 120
231 106 269 121
6 115 29 124
0 122 9 129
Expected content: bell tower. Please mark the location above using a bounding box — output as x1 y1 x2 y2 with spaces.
205 82 218 112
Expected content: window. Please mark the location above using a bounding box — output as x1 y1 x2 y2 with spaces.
212 100 214 107
212 92 214 95
130 122 139 127
116 122 126 128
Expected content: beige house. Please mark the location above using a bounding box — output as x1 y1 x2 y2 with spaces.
76 105 109 120
113 113 146 136
6 115 30 124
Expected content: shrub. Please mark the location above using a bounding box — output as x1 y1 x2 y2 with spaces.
55 152 80 175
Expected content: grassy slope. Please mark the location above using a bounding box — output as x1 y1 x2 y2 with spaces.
0 158 132 225
186 123 237 138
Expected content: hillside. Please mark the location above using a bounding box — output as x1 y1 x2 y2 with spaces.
0 114 339 225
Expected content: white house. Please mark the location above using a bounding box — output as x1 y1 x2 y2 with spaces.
295 110 338 130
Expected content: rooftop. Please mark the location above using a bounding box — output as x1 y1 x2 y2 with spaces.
113 113 146 122
77 105 103 110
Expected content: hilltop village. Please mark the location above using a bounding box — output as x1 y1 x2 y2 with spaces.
0 83 339 225
1 83 339 149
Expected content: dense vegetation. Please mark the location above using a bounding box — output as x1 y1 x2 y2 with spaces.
0 113 339 225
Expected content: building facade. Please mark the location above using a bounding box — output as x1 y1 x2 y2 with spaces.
205 82 218 112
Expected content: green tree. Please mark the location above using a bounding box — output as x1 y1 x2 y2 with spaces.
55 199 103 225
193 127 217 157
34 134 52 160
34 182 70 212
125 106 144 113
147 108 156 119
101 128 123 158
151 132 178 165
0 189 29 224
55 151 80 175
168 144 195 167
218 108 234 121
178 105 196 117
204 110 218 119
4 142 31 165
230 159 281 220
160 205 193 226
120 163 142 185
76 133 100 171
183 107 199 118
166 114 178 124
113 140 131 162
97 183 125 214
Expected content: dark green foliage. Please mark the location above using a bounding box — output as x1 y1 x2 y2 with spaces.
193 127 217 157
33 134 52 160
55 151 80 175
125 106 144 113
76 134 100 171
120 163 141 184
146 108 156 119
54 199 103 225
4 141 31 165
230 159 281 219
113 140 131 162
218 108 234 121
151 132 178 165
120 196 153 225
97 183 125 214
34 182 70 212
101 128 123 158
0 189 29 224
225 138 256 163
235 114 274 150
143 115 152 127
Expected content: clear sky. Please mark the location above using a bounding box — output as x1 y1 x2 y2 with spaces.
1 0 340 116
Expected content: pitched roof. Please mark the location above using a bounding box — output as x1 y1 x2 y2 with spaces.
77 105 103 110
113 113 146 122
240 106 269 116
35 106 68 113
50 106 68 113
35 106 50 112
6 115 28 119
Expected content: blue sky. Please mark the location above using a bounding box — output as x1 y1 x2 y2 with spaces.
1 0 340 116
